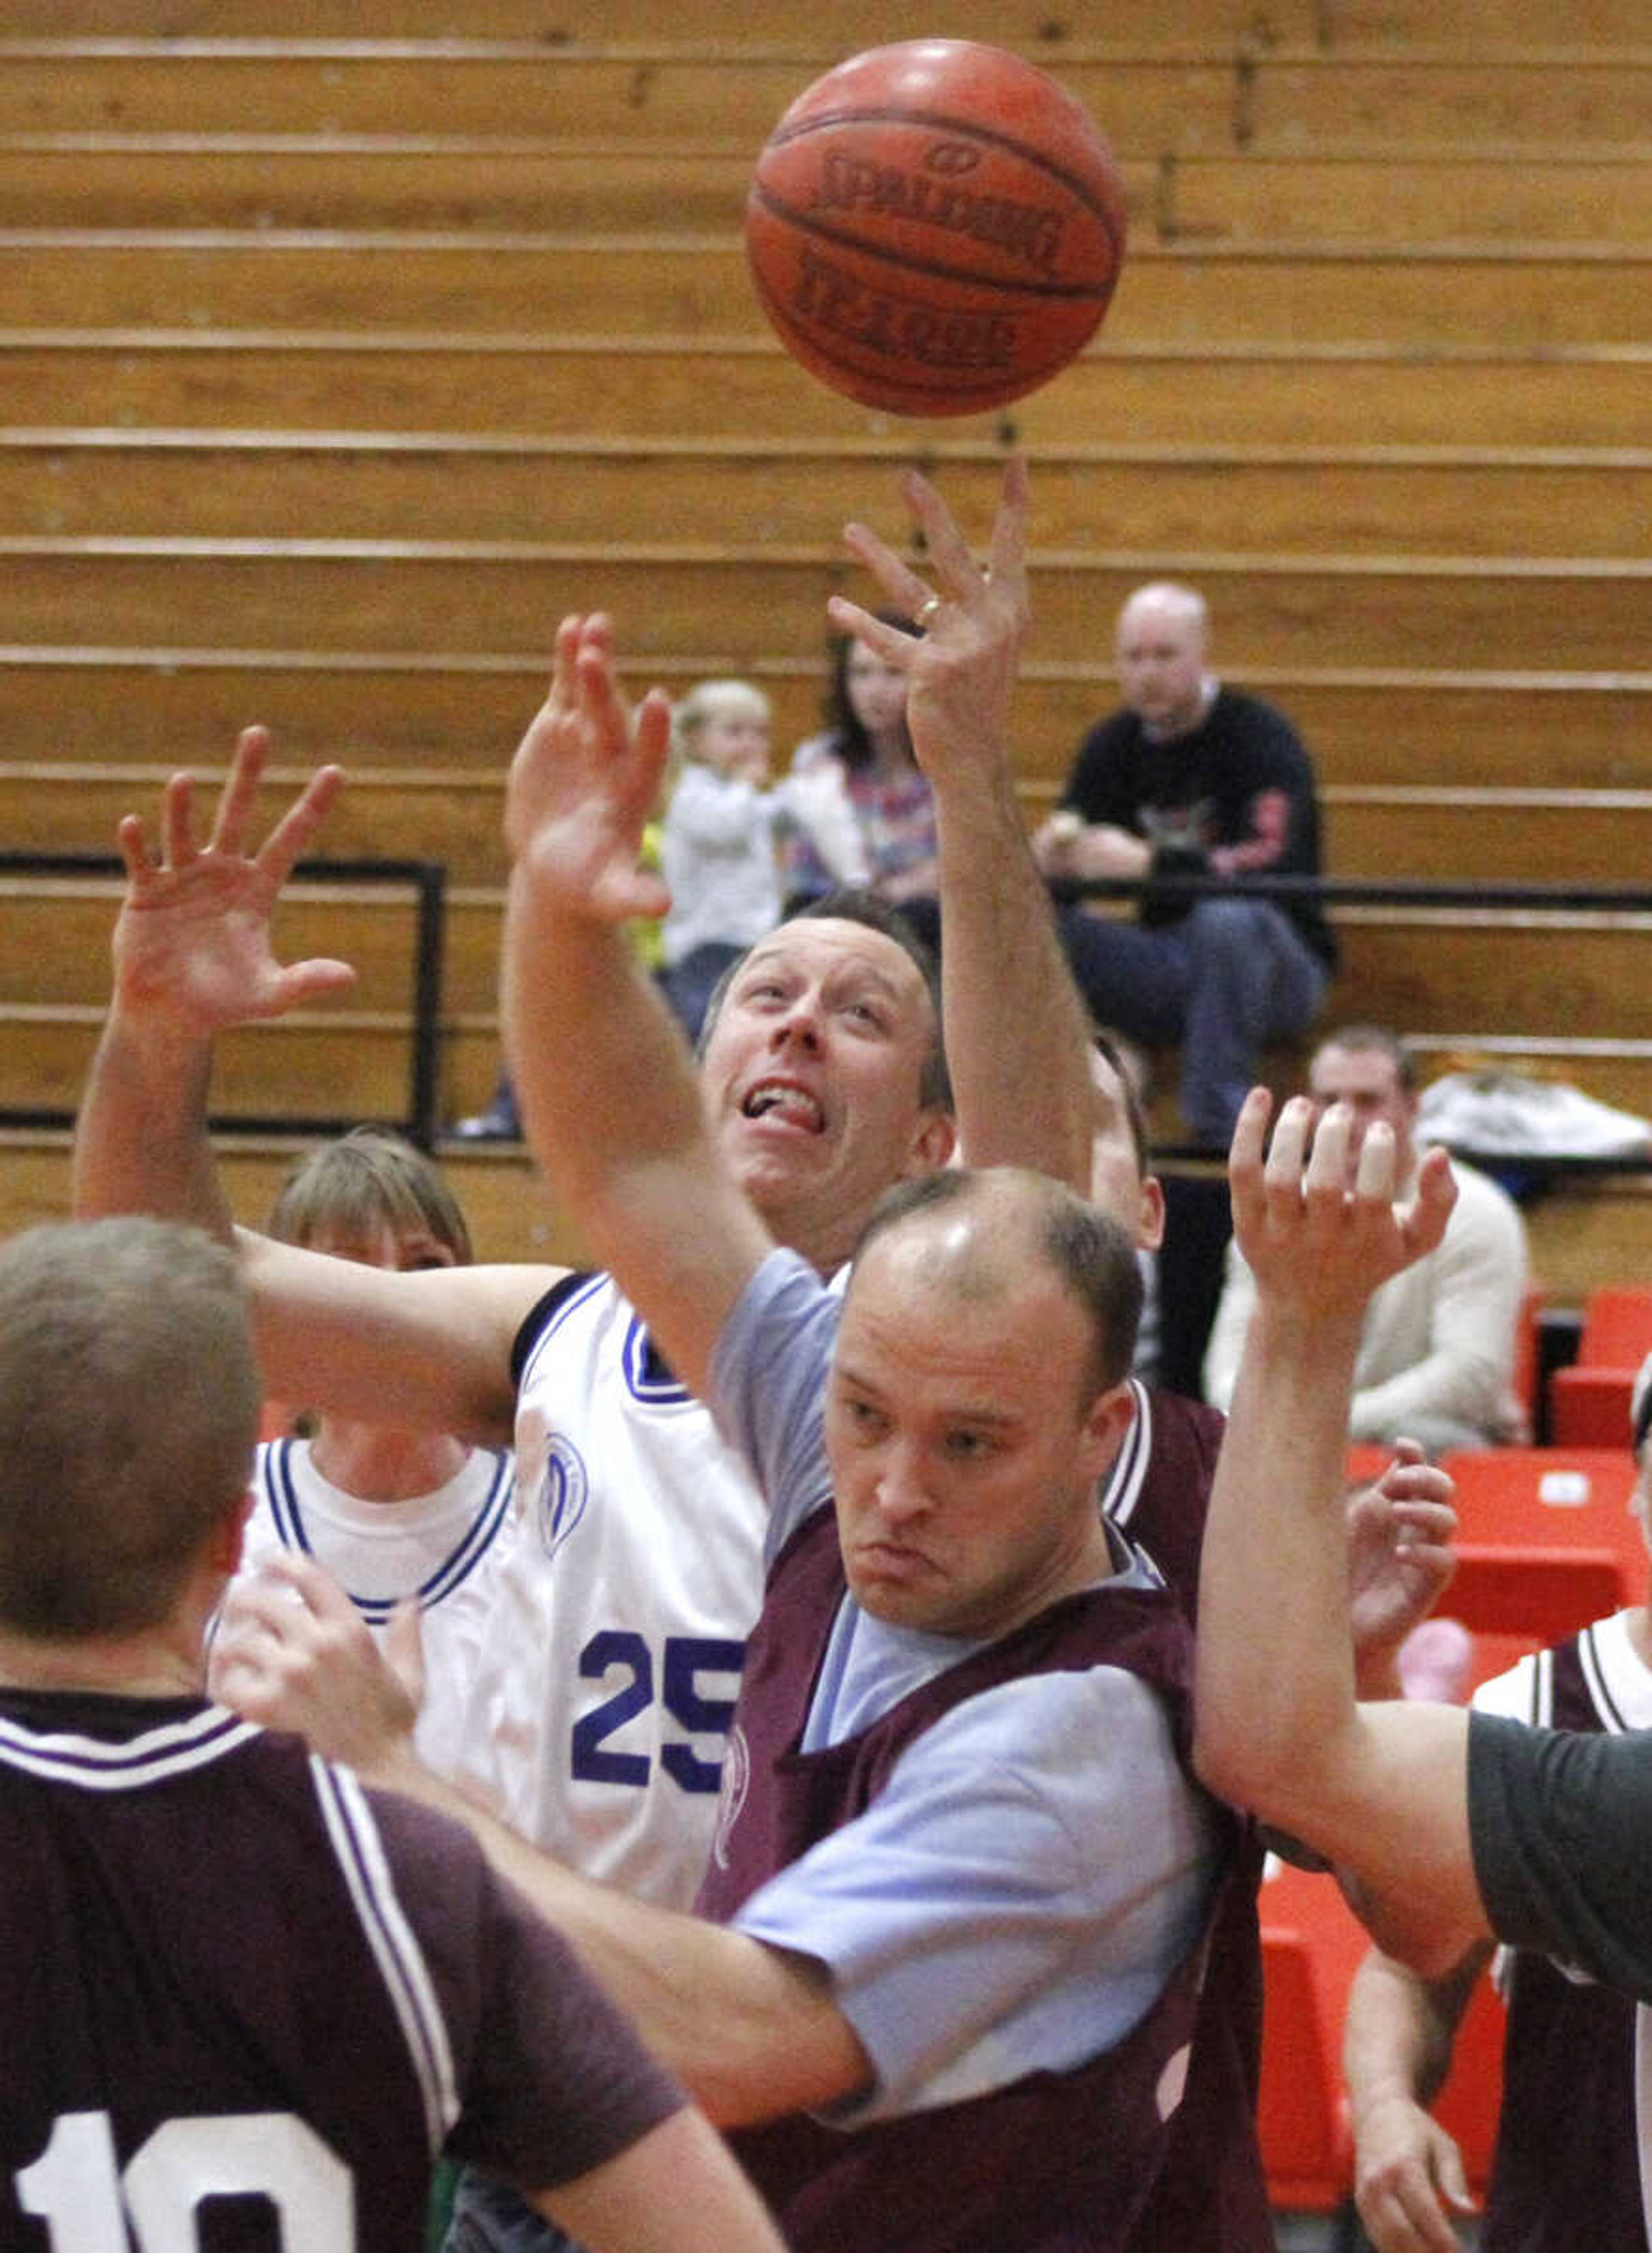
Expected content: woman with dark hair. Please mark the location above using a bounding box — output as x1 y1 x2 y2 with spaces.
781 607 941 955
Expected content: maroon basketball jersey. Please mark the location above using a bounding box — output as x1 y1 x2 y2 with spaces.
698 1506 1272 2252
1097 1376 1269 2201
1100 1380 1226 1623
0 1688 681 2250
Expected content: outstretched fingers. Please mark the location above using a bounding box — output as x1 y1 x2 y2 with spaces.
571 630 668 811
1402 1141 1459 1259
507 617 673 923
899 466 978 601
115 808 159 888
1226 1084 1275 1235
206 725 272 858
253 760 347 892
836 520 928 641
119 767 219 892
629 682 674 803
157 766 203 874
548 611 587 712
1235 1089 1401 1276
984 453 1030 603
573 629 633 750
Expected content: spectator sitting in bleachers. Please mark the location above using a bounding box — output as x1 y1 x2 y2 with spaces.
655 677 783 1045
1202 1025 1529 1456
781 607 941 957
1029 580 1336 1149
657 676 867 1046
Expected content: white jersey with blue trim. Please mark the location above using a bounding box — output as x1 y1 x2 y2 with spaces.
242 1437 517 1783
450 1270 769 1909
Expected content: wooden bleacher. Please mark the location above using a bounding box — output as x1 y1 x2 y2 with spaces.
2 5 1651 1297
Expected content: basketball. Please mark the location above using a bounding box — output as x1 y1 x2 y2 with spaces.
744 39 1127 419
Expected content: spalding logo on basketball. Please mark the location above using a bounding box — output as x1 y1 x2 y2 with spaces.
745 38 1128 419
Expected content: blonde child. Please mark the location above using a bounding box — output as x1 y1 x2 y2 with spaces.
659 677 864 1041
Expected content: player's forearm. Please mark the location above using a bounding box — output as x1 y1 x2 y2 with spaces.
504 869 707 1207
538 2107 786 2253
501 867 758 1393
934 771 1094 1189
375 1745 868 2128
501 858 709 1233
1344 1942 1479 2126
1195 1299 1366 1822
554 1907 869 2132
71 1009 234 1242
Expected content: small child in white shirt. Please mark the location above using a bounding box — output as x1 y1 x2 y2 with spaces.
659 677 866 1041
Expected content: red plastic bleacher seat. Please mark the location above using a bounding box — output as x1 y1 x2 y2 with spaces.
1257 1862 1359 2218
1548 1288 1652 1447
1436 1446 1641 1685
1549 1365 1638 1448
1440 1447 1641 1579
1569 1287 1652 1368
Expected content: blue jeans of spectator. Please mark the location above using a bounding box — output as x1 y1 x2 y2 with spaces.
445 2169 577 2253
1056 897 1329 1146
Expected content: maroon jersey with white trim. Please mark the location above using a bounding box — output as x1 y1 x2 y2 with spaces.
1097 1379 1268 2220
0 1688 681 2250
698 1507 1271 2252
1100 1380 1226 1623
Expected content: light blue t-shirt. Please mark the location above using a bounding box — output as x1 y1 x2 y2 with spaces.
709 1247 1220 2121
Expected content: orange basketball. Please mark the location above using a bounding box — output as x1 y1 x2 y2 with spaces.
745 39 1127 419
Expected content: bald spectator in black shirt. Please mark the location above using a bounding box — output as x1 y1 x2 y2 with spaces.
1033 583 1335 1146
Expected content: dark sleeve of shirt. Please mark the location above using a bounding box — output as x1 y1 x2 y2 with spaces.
1205 694 1322 881
1467 1711 1652 2003
367 1787 686 2193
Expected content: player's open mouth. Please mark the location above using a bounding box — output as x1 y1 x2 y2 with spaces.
742 1081 824 1132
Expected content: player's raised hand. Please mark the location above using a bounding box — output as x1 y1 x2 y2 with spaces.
1347 1441 1460 1692
505 611 672 925
833 457 1031 795
1230 1088 1457 1332
209 1550 421 1778
112 726 354 1036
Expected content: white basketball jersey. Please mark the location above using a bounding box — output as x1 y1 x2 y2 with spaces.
450 1272 769 1909
242 1438 517 1783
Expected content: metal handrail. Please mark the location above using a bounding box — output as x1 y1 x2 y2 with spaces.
1054 872 1652 914
1055 869 1652 1173
1 851 447 1152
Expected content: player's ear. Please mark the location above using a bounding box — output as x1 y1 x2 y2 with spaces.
1078 1380 1136 1481
908 1107 956 1175
1137 1172 1167 1254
